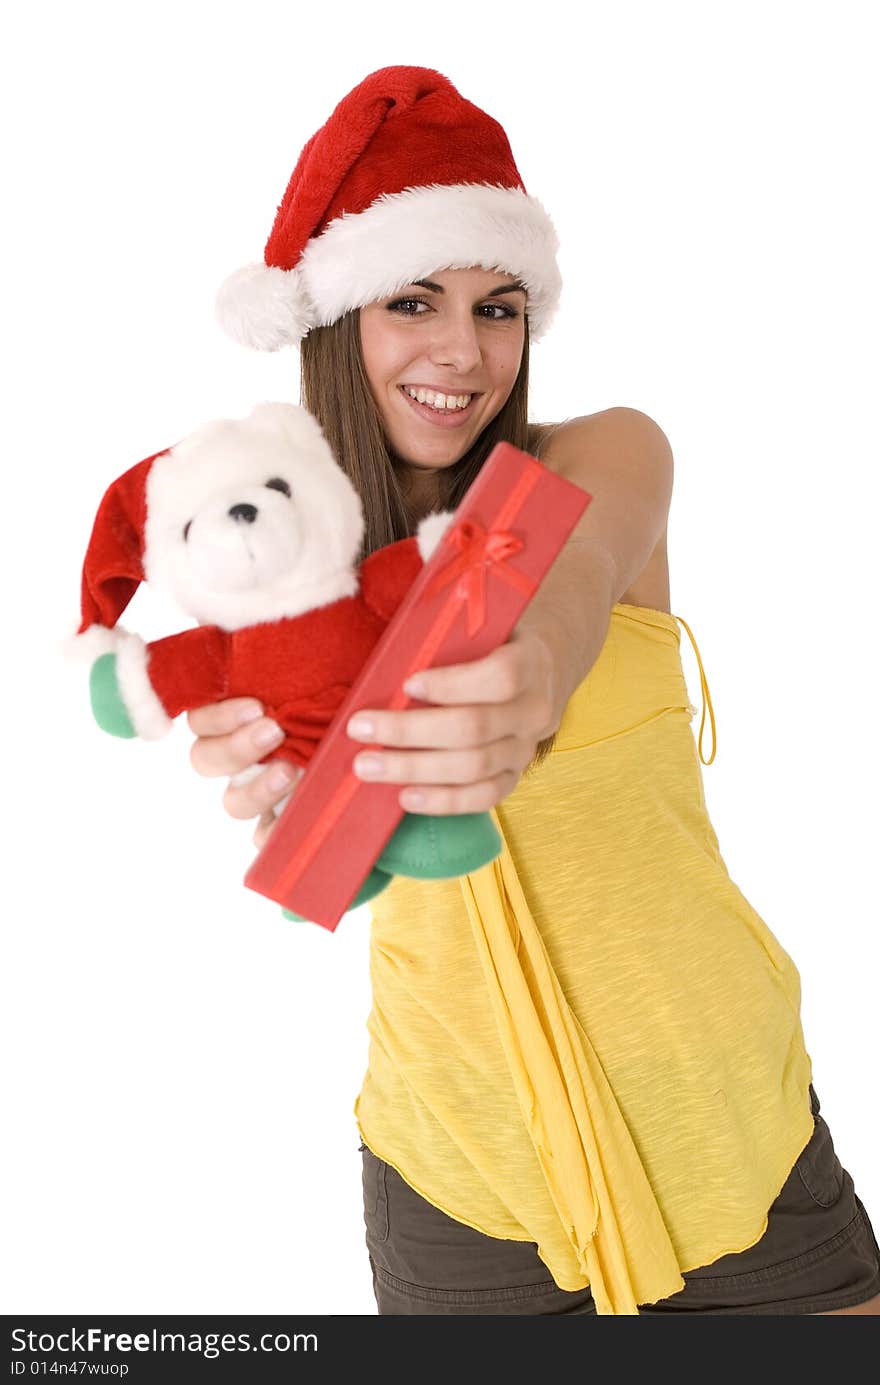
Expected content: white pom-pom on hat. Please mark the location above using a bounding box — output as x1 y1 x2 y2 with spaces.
215 263 314 353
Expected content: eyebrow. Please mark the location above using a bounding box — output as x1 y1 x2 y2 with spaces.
409 278 528 297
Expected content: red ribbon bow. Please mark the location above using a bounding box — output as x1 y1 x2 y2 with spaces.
425 519 533 637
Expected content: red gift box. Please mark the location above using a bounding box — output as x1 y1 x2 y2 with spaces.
244 440 592 930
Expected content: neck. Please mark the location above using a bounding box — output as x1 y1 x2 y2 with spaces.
396 461 443 522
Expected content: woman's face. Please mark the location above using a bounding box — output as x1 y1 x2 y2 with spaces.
359 266 527 492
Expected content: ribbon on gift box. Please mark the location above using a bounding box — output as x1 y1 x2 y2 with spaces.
426 518 533 638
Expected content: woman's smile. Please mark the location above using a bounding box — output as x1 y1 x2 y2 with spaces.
396 383 482 429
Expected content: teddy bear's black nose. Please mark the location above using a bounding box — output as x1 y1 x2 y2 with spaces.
229 503 258 524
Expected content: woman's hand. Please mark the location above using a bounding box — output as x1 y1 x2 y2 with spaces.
186 698 304 850
187 626 557 851
344 625 559 815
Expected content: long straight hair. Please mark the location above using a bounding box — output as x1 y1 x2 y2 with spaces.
298 309 560 771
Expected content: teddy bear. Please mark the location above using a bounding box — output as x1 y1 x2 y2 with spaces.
68 400 502 921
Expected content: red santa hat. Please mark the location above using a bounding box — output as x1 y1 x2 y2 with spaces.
61 446 175 738
67 450 163 662
215 65 562 351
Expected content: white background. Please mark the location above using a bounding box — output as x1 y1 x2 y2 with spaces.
4 0 877 1316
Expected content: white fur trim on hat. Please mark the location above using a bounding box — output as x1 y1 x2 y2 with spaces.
61 623 135 663
115 633 173 740
216 183 561 351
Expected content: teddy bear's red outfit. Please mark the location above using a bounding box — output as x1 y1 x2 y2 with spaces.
138 537 423 766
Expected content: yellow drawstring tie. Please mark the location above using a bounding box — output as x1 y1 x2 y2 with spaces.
672 614 717 766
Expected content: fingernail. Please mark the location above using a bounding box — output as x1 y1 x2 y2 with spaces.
347 716 375 740
269 763 293 792
403 675 426 698
354 753 383 778
254 719 285 749
236 701 263 725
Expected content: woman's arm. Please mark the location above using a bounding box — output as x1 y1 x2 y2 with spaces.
515 406 675 767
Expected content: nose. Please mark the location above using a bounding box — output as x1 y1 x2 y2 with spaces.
229 503 258 524
429 312 483 374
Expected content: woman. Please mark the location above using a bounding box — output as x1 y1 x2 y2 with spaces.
191 66 880 1314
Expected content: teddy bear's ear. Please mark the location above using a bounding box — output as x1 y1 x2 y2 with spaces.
247 401 330 454
248 401 302 431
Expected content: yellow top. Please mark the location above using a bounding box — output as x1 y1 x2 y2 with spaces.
353 603 815 1314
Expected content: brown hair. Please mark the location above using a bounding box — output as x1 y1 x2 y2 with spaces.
298 309 559 772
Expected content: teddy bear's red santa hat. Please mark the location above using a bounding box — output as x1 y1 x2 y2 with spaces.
70 451 160 662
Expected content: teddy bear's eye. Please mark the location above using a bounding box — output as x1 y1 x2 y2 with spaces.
266 477 292 498
183 520 192 542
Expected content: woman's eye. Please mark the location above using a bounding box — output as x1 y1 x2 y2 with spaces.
183 520 192 541
388 297 429 315
266 477 292 498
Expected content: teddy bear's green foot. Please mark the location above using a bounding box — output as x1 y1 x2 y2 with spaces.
280 809 502 922
281 862 393 923
375 809 501 879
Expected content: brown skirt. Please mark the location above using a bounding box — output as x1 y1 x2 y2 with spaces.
360 1084 880 1314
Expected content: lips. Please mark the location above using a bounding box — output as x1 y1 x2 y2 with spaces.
398 385 480 428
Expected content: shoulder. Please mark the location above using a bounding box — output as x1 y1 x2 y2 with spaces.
533 407 673 489
536 407 672 459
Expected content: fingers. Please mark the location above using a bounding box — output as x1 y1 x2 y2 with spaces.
352 731 532 815
352 733 532 790
187 698 264 737
399 767 522 816
185 699 305 834
402 643 523 707
346 690 552 754
251 782 300 847
190 714 287 778
253 810 277 851
223 760 304 821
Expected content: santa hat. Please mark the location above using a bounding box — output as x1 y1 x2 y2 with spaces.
67 450 162 662
60 446 172 737
215 65 562 351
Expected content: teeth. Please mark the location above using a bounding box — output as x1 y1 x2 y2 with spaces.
403 385 473 411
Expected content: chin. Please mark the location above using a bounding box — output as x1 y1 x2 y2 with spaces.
391 429 466 458
396 447 468 470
